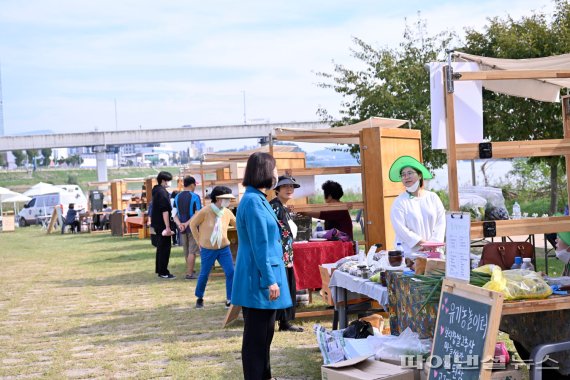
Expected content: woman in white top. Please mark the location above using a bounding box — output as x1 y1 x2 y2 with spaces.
389 155 446 256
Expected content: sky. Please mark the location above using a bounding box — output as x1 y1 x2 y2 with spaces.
0 0 556 153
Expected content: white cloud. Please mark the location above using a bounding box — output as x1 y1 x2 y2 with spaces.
0 0 556 137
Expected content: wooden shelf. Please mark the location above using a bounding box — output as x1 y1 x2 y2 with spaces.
455 139 570 160
470 216 570 239
502 296 570 315
279 166 361 176
292 202 364 213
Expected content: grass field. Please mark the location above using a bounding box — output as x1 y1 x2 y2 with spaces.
0 167 180 193
0 226 565 379
0 228 328 379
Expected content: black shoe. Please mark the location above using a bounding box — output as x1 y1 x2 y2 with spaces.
158 274 176 279
279 323 304 332
196 298 204 309
225 300 231 309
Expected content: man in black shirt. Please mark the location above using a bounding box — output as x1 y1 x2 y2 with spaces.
151 171 175 279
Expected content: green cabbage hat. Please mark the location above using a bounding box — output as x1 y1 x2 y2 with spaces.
388 155 433 182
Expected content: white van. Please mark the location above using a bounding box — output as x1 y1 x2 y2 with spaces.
18 185 88 227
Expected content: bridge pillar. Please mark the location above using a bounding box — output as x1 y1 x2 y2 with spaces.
94 146 108 182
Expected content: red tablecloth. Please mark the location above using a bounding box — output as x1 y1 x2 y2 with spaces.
293 241 354 290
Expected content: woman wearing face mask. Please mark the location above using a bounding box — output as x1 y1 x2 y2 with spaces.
555 231 570 275
231 152 292 380
189 186 236 309
270 175 304 333
388 156 446 257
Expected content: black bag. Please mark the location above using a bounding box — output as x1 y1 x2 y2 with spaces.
342 319 373 339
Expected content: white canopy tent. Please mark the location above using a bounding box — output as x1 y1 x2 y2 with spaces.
23 182 64 197
1 193 32 218
453 52 570 102
0 187 22 219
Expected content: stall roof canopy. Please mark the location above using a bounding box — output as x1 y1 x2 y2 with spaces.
454 52 570 102
275 117 409 144
203 145 299 162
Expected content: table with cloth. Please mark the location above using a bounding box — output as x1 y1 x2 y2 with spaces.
292 241 354 290
328 270 389 329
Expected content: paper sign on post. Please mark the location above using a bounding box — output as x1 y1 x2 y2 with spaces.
445 212 471 281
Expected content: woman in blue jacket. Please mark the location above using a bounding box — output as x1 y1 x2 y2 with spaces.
231 152 292 380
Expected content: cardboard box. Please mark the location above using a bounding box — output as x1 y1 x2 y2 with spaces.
322 356 414 380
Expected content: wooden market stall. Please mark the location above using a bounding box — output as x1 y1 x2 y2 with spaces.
274 117 423 251
443 52 570 238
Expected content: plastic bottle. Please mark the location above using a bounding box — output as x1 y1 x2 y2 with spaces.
512 202 521 220
313 220 324 238
520 257 535 271
510 256 522 270
395 242 404 255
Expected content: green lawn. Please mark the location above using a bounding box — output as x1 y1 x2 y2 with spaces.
0 228 327 379
0 167 180 193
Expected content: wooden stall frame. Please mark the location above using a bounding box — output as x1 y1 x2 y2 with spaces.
444 66 570 237
276 124 423 250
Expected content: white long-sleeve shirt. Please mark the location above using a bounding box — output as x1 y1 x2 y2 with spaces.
390 189 446 255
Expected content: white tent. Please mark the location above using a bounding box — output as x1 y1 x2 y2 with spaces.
23 182 63 197
1 193 32 218
0 187 21 218
453 52 570 102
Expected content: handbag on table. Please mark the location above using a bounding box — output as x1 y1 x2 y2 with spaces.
479 242 534 270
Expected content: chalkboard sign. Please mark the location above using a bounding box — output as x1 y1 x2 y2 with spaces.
428 280 504 380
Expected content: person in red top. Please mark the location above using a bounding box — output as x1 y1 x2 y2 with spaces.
301 180 354 240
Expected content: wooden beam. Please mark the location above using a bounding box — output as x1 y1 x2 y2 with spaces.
455 70 570 81
470 216 570 239
292 202 364 213
275 133 357 141
279 166 361 176
563 96 570 210
455 139 570 160
444 66 460 211
502 296 570 315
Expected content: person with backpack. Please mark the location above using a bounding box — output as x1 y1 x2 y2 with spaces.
173 176 202 280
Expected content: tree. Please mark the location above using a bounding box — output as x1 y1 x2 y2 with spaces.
41 148 52 166
461 0 570 214
12 150 26 167
0 153 6 168
317 16 454 169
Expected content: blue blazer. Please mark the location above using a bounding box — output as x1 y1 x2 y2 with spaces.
231 187 292 310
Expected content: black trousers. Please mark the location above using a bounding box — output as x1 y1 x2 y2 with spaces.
242 307 276 380
276 267 296 324
155 234 172 275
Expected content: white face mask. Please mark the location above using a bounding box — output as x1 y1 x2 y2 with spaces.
405 180 420 193
220 199 231 208
556 248 570 264
165 181 172 188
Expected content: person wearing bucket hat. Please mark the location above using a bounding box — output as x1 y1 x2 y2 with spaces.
389 155 446 256
270 176 303 332
189 186 236 310
555 231 570 276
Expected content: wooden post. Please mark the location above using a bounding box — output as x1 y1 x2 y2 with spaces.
200 157 206 201
443 65 460 211
563 95 570 210
268 133 274 156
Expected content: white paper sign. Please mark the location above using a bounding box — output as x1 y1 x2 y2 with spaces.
445 212 471 282
430 62 483 149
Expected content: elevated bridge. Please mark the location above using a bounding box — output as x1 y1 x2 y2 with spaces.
0 121 330 181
